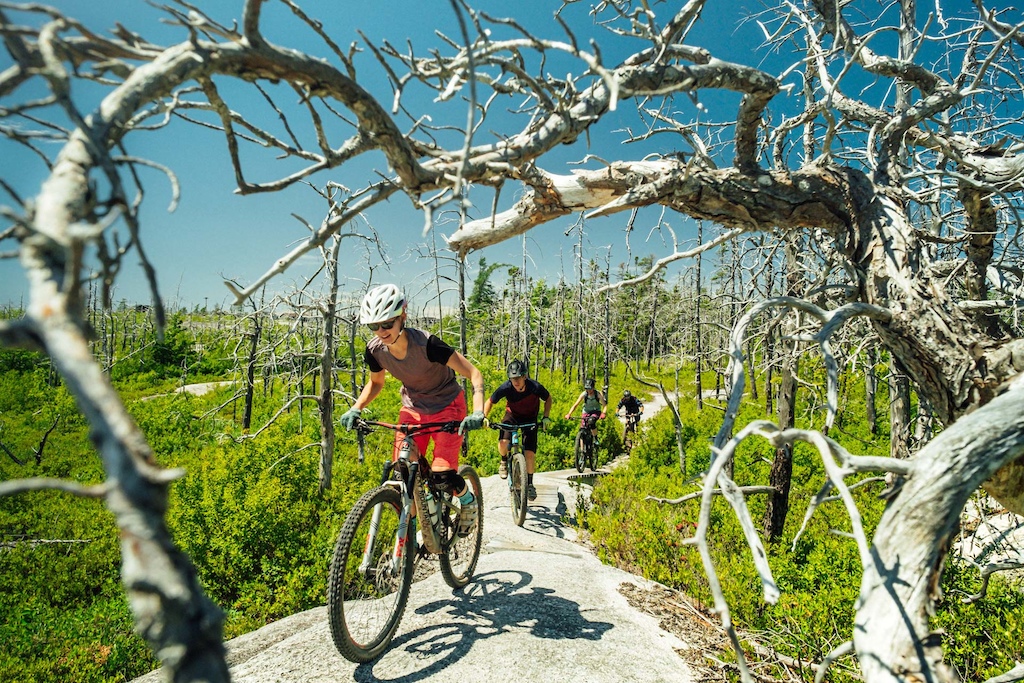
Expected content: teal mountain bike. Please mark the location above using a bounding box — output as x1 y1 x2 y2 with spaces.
327 419 483 662
490 422 535 526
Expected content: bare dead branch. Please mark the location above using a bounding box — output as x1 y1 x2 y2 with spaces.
0 476 110 497
647 485 776 505
982 662 1024 683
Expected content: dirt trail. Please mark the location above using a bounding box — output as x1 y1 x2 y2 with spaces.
133 466 699 683
138 381 235 401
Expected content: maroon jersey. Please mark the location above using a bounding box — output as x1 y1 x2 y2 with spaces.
489 378 550 423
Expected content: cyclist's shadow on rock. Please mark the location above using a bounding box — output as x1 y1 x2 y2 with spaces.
352 570 612 683
522 502 569 537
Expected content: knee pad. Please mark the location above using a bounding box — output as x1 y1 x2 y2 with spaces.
431 469 466 494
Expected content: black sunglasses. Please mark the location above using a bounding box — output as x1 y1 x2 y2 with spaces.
367 317 399 331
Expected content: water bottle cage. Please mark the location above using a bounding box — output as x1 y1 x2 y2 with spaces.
422 485 441 526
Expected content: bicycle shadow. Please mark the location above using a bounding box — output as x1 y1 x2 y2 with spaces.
351 569 613 682
521 500 571 537
488 480 571 538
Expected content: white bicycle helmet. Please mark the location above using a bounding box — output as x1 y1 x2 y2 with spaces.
360 284 406 324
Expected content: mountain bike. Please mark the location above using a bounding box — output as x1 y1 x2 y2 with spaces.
327 419 484 663
490 422 535 527
574 414 599 473
620 411 642 454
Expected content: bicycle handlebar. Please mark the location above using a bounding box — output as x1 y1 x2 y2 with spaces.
355 419 461 436
489 422 538 431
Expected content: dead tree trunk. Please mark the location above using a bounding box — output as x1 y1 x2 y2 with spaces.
317 237 343 493
695 224 705 410
856 384 1024 683
889 356 912 459
242 307 262 433
763 239 801 543
865 347 878 434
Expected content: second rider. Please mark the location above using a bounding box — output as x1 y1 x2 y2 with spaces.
483 360 553 501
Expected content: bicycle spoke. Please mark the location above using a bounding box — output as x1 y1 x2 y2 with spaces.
328 487 413 662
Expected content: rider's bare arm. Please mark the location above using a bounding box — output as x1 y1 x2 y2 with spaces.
446 352 485 412
565 391 586 416
353 369 386 410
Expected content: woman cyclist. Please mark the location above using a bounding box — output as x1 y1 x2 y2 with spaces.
565 377 606 445
339 284 485 535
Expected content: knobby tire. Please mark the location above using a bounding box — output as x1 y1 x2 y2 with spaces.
509 451 528 527
327 486 414 663
575 432 586 473
439 465 483 588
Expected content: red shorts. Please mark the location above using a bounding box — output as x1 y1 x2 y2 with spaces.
393 392 466 471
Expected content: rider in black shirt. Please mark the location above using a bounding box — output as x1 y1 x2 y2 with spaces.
483 360 552 501
617 389 644 435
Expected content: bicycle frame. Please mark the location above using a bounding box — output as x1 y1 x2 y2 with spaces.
357 420 459 569
491 422 536 525
492 421 537 452
574 415 598 472
328 418 483 662
578 414 598 442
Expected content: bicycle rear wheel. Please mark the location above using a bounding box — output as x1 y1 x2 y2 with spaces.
439 465 483 588
327 486 414 663
574 432 586 473
509 451 528 527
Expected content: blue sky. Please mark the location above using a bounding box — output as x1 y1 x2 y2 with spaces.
0 0 773 312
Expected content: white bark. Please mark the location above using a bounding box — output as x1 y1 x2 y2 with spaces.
447 163 671 255
856 380 1024 683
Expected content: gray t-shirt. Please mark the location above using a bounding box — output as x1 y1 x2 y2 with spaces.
582 389 604 413
365 327 462 413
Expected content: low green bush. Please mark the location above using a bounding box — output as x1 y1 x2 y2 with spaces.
584 362 1024 683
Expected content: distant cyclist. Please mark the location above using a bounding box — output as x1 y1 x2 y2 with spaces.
339 284 485 535
614 389 638 432
617 389 644 424
483 360 552 500
565 377 606 445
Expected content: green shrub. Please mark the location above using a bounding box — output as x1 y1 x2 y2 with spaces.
583 359 1024 682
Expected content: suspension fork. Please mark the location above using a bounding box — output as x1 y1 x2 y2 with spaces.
359 440 418 575
509 430 520 490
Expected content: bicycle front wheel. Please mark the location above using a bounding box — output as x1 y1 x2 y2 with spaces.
574 432 586 473
509 452 528 527
327 486 414 663
439 465 483 588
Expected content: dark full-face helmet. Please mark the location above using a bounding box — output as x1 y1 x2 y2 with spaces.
584 377 596 390
507 359 527 379
623 389 632 398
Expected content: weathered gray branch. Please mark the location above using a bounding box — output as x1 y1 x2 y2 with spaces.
856 380 1024 683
